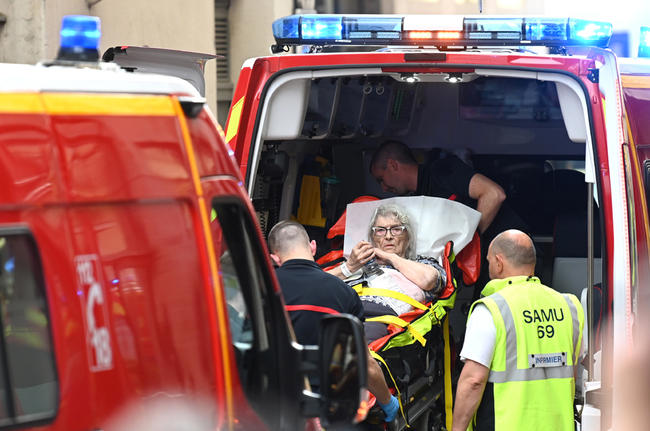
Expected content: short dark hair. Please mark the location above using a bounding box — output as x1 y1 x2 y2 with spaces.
490 230 536 268
369 140 418 173
268 220 310 256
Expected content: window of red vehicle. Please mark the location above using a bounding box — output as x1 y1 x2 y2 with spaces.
0 229 57 425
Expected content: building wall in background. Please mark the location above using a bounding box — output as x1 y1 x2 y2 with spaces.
390 0 542 14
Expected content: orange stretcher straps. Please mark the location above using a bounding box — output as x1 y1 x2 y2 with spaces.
366 315 427 346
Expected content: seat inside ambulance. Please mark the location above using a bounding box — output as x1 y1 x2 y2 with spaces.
248 69 603 350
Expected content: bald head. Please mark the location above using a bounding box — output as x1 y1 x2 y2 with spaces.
487 230 536 279
268 221 315 265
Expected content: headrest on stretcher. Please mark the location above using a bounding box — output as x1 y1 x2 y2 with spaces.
343 196 481 262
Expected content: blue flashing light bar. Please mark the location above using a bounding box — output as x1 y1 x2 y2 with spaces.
60 15 101 50
640 26 650 58
301 15 342 40
271 14 613 48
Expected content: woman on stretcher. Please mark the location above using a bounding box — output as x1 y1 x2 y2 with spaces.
329 204 447 342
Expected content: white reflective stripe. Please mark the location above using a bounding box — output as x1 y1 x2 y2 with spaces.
489 365 575 384
488 291 577 384
491 293 518 373
562 294 580 366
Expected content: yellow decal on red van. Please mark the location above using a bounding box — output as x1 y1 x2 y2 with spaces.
42 94 176 116
622 76 650 89
172 97 235 430
0 94 43 114
225 96 245 143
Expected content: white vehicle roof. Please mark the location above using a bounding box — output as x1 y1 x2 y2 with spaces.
0 62 201 97
618 57 650 74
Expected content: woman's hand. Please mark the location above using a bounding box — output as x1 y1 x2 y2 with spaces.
373 248 396 267
346 241 375 273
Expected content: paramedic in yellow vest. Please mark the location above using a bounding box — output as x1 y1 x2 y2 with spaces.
452 230 584 431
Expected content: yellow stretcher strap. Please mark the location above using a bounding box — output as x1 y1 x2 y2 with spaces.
369 349 409 428
428 302 447 322
353 285 429 311
366 315 427 346
443 316 453 431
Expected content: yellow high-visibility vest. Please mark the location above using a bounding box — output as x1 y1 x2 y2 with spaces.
468 276 584 431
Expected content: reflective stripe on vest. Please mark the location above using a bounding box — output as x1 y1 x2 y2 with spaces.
486 291 580 383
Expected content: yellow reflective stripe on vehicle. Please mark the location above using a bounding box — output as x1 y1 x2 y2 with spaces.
225 96 244 143
621 75 650 89
0 94 44 114
366 315 426 346
172 97 234 431
42 94 176 116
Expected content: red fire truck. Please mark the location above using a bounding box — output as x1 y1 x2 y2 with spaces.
225 14 650 430
0 15 368 431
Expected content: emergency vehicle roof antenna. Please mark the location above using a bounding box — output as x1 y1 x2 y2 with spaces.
478 0 483 13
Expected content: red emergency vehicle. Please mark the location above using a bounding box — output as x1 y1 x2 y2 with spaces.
225 14 650 430
0 15 369 431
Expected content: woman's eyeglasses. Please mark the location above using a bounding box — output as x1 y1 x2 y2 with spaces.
372 225 406 237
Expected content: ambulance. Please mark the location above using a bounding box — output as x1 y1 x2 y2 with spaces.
0 15 369 431
224 14 650 430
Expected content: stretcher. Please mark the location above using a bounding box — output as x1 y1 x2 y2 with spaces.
316 197 482 431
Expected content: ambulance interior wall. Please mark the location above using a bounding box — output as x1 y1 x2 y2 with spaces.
253 75 599 337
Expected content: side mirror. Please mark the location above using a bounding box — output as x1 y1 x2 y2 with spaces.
318 314 369 427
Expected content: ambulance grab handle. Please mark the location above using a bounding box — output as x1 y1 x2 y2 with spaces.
586 182 595 382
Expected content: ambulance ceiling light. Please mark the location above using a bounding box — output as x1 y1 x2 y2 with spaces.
445 72 463 83
640 26 650 58
400 72 419 83
57 15 101 61
271 15 613 49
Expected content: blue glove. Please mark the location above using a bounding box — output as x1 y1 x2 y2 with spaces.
379 395 399 422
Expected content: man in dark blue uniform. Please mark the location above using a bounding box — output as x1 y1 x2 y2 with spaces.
268 220 399 422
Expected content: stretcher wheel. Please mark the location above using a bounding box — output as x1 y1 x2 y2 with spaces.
414 407 443 431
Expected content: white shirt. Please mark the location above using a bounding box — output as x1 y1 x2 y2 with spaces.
460 304 496 367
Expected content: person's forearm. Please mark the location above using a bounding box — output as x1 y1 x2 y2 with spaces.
475 188 505 234
327 265 346 280
366 349 391 405
390 255 438 291
452 380 483 431
452 362 488 431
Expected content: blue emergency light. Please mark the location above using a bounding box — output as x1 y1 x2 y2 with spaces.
640 26 650 58
271 14 613 49
57 15 101 61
